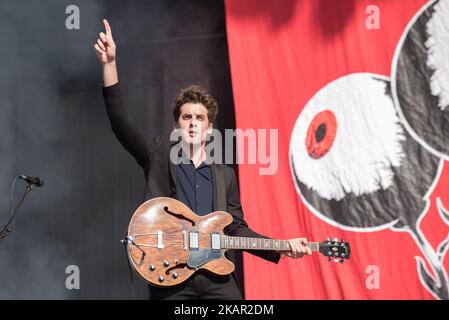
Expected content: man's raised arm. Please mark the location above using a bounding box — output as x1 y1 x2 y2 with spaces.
94 19 118 87
94 19 155 171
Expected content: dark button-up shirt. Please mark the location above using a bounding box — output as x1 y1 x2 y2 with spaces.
175 155 213 216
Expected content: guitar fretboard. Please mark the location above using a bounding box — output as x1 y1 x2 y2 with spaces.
221 236 319 252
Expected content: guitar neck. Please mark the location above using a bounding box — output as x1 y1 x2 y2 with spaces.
221 235 319 252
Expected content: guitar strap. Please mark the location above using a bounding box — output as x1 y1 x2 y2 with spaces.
212 164 227 211
213 164 244 293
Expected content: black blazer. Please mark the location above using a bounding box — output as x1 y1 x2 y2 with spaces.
103 83 281 266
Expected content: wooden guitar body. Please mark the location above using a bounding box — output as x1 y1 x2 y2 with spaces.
127 197 234 287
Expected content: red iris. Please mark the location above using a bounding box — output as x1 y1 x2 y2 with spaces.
305 110 337 159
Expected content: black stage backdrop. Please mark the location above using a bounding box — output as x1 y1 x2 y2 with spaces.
0 0 240 299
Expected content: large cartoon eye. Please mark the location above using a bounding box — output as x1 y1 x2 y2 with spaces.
290 73 405 201
306 110 337 159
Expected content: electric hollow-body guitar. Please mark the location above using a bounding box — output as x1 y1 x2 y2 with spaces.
124 197 351 287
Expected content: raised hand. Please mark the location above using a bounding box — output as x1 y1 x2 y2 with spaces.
94 19 116 65
94 19 118 86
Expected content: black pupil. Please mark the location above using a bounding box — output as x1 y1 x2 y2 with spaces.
315 123 326 143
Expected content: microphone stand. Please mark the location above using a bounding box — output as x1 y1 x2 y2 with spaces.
0 183 33 241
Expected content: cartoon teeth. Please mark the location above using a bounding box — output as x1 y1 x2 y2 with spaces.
392 0 449 158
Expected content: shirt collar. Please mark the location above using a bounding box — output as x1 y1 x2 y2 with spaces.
178 149 210 168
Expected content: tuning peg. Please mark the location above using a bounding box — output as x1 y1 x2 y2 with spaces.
333 238 339 242
340 258 344 263
334 258 339 263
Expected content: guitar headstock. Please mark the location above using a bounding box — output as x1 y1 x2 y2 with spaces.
318 238 351 263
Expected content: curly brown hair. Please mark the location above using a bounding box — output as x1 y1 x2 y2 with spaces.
172 85 219 124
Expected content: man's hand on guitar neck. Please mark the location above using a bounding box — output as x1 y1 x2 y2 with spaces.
283 237 312 259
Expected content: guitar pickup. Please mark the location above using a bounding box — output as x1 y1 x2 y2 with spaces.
189 231 199 251
211 233 221 251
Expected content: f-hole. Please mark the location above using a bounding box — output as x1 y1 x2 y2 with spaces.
163 206 195 226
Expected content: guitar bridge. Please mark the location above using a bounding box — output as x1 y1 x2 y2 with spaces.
182 231 187 251
157 230 164 249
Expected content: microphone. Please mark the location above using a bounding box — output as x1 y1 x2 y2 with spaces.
18 175 44 187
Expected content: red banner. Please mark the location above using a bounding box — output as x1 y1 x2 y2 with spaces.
226 0 449 299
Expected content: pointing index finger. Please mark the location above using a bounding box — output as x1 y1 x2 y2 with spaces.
103 19 112 36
